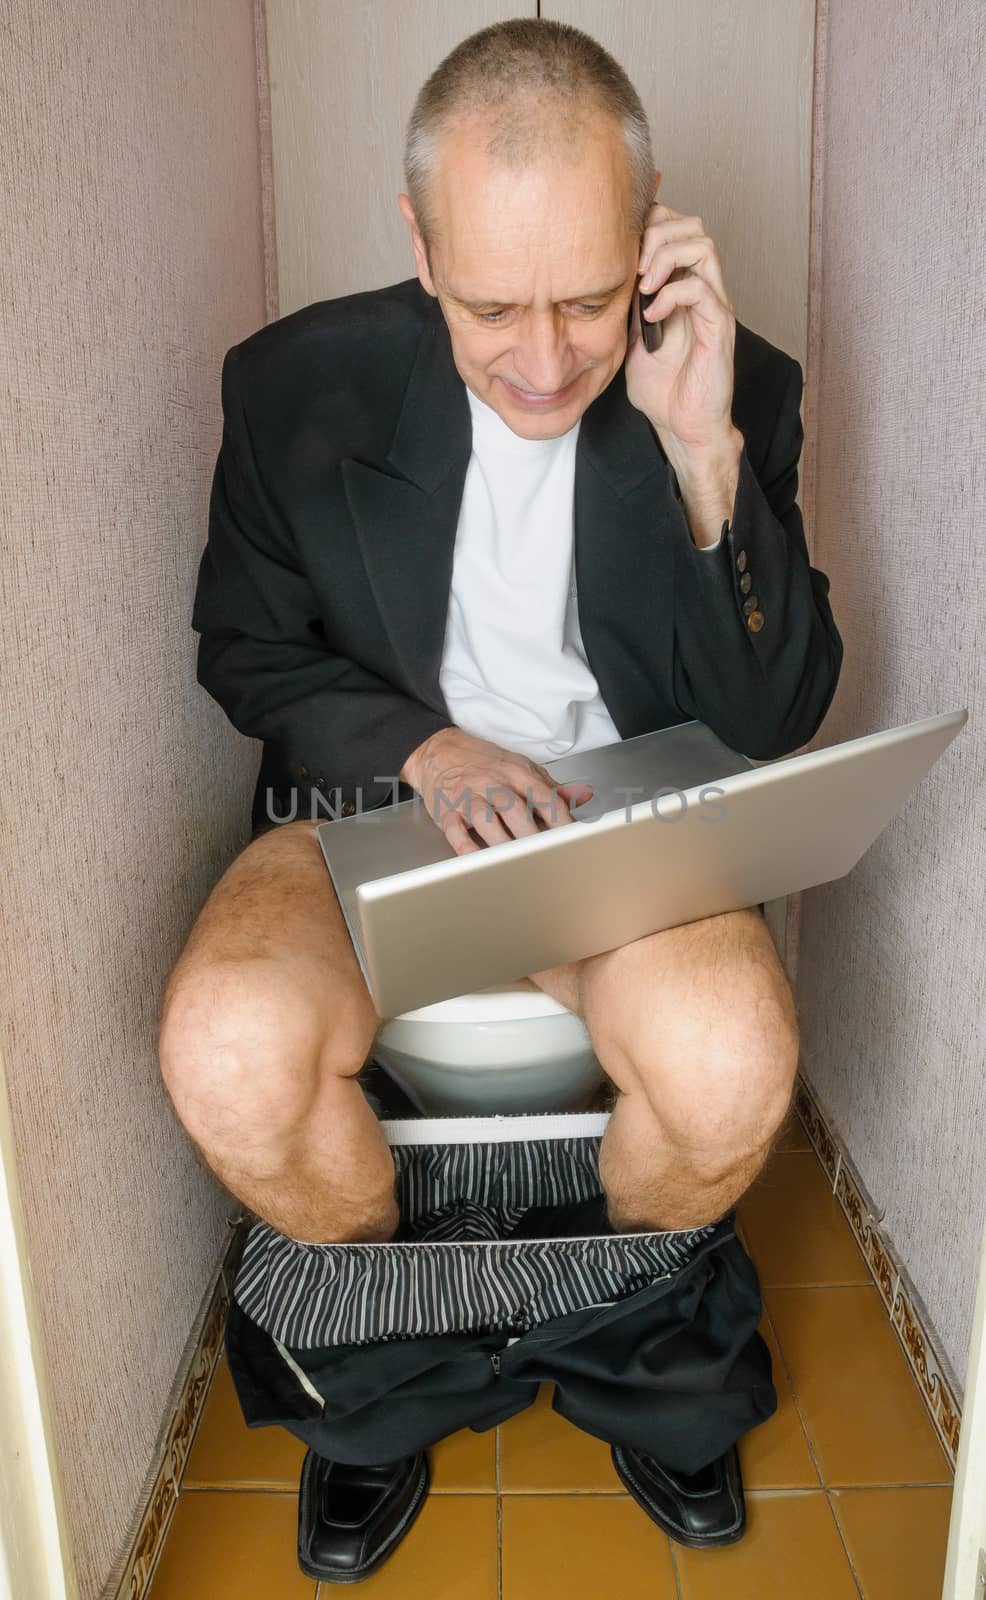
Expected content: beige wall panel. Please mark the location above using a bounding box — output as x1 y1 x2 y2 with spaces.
0 4 266 1594
547 0 815 365
265 0 534 313
796 0 986 1386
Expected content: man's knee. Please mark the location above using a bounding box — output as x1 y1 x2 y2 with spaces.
601 992 800 1174
157 955 372 1156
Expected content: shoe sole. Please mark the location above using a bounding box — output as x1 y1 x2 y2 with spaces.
610 1445 746 1549
297 1449 431 1582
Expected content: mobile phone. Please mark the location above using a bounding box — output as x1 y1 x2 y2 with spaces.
638 280 663 353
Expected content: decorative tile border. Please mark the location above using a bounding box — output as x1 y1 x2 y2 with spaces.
108 1215 250 1600
795 1075 962 1465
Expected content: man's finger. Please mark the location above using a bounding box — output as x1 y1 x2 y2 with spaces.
648 269 730 335
645 201 685 224
441 811 483 856
639 213 704 275
469 808 516 849
530 785 576 826
450 774 533 845
496 787 545 841
557 782 594 807
501 765 560 814
474 772 548 839
642 236 727 305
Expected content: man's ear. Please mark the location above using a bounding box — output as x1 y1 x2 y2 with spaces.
397 194 437 297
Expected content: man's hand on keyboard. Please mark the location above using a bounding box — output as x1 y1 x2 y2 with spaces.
399 728 593 856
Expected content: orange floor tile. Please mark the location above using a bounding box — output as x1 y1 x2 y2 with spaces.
739 1318 820 1489
148 1492 316 1599
830 1486 953 1600
148 1111 954 1598
183 1357 306 1489
737 1150 872 1286
765 1286 952 1486
498 1379 623 1493
501 1496 678 1597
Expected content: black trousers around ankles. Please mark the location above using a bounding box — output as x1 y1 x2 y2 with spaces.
224 1217 777 1474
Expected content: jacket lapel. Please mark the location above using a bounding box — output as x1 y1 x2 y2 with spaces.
340 296 470 714
574 363 681 735
342 291 681 734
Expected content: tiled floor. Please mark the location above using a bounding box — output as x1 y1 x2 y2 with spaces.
148 1113 954 1598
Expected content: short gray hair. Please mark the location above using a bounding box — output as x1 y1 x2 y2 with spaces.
404 19 655 264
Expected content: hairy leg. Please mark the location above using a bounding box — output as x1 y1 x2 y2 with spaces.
527 908 799 1230
157 820 395 1243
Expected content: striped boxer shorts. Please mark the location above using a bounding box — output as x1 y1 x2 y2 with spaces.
224 1111 777 1472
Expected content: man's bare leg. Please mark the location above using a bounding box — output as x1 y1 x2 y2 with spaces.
157 820 396 1244
527 907 799 1231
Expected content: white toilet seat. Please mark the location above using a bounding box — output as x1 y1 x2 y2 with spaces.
393 980 573 1025
372 983 601 1116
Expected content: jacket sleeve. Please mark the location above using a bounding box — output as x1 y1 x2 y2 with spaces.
669 358 843 760
192 345 454 812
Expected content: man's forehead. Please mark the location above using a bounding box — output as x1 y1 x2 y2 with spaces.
436 227 634 306
437 223 634 307
427 122 639 306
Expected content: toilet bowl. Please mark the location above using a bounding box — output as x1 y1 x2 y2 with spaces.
370 981 606 1115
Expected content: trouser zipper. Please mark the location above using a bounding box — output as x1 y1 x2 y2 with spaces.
490 1352 501 1375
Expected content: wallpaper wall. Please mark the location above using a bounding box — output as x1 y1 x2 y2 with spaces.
797 0 986 1386
0 4 266 1594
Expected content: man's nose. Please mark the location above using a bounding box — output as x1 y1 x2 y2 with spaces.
512 313 574 393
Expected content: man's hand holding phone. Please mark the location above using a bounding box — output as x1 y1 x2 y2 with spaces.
400 727 593 857
626 192 740 462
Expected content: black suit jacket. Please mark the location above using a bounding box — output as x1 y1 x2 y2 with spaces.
192 276 842 834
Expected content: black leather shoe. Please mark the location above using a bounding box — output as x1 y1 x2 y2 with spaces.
610 1441 745 1548
297 1447 430 1582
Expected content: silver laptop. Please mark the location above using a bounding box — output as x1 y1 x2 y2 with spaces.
316 709 967 1019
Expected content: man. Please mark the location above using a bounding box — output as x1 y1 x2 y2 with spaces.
159 17 841 1580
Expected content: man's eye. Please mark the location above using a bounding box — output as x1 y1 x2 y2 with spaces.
476 303 605 324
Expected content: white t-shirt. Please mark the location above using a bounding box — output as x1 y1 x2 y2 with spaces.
438 384 622 762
